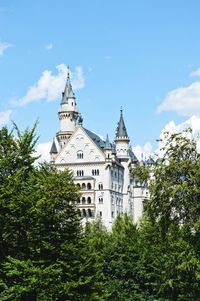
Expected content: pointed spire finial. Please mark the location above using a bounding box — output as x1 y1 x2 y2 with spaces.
67 65 70 79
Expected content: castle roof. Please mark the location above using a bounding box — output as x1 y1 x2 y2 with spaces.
84 128 106 150
50 139 58 154
104 134 112 150
115 109 129 139
61 68 75 105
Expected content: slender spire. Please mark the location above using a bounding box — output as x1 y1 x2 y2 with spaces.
61 66 75 104
50 138 58 154
115 108 128 139
104 134 112 150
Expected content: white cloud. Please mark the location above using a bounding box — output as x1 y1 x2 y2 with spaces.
16 64 85 106
0 110 12 126
157 81 200 116
35 141 52 163
132 142 153 161
190 68 200 77
46 43 53 50
157 67 200 116
0 41 13 56
132 115 200 161
156 115 200 155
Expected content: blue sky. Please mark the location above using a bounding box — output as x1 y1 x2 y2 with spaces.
1 0 200 160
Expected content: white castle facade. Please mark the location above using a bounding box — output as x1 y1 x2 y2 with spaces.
50 70 153 229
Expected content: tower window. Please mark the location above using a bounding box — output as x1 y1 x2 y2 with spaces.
87 197 91 204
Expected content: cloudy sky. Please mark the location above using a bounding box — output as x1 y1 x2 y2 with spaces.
1 0 200 161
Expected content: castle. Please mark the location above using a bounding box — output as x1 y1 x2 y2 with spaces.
50 70 151 228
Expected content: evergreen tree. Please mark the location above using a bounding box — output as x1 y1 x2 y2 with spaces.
0 125 104 301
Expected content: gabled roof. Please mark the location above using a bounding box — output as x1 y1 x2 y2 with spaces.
84 128 106 150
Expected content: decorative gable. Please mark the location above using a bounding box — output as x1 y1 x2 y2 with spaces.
55 127 105 164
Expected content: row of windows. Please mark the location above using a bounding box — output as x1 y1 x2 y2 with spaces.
111 183 122 191
76 183 92 190
92 169 99 176
80 197 92 204
76 182 103 190
78 209 94 218
77 170 84 176
111 170 123 180
111 196 123 206
76 170 100 177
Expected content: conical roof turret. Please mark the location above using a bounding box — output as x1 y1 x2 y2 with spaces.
50 138 58 154
61 67 75 105
115 108 129 139
104 134 112 150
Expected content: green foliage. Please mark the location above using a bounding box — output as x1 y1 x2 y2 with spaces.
0 124 199 300
0 125 105 300
147 130 200 238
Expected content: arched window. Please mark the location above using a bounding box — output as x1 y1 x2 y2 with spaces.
87 183 92 190
76 183 80 188
82 183 86 190
87 197 91 204
83 209 87 217
98 183 103 190
88 209 92 217
99 197 103 204
77 151 83 159
82 197 86 204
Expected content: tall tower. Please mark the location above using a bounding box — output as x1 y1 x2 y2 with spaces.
56 68 79 149
114 109 130 159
